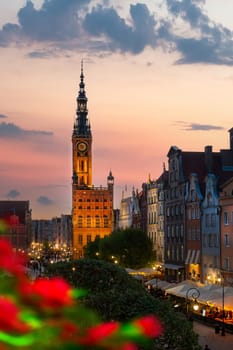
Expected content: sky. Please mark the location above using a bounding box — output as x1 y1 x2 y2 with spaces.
1 0 233 219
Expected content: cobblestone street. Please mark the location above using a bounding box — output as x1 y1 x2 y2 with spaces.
193 321 233 350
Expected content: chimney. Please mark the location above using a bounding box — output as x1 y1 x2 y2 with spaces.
205 145 213 173
228 128 233 150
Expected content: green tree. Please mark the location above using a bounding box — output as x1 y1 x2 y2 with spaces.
84 228 154 269
47 259 201 350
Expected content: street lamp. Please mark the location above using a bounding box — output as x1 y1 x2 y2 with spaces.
218 275 225 336
186 287 200 319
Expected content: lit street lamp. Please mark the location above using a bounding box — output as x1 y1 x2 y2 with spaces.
186 287 200 320
218 274 225 336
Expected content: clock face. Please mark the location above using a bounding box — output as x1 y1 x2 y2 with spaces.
78 142 87 152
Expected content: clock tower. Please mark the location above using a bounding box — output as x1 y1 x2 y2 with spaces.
72 61 92 187
72 62 114 258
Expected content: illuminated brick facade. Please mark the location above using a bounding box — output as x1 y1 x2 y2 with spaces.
72 63 114 258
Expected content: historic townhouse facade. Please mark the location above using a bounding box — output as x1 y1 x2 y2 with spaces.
185 173 203 282
147 180 158 253
116 125 233 286
164 146 186 282
219 177 233 286
201 173 220 284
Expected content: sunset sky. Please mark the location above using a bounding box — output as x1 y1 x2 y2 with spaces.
1 0 233 219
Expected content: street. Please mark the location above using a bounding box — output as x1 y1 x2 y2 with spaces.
193 321 233 350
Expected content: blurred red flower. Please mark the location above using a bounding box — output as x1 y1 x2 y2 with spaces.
19 277 73 310
82 322 119 345
0 296 30 334
133 315 163 338
0 239 26 278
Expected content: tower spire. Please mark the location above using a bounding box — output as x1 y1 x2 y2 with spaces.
73 61 91 137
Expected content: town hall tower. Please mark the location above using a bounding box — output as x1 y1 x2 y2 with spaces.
72 63 114 258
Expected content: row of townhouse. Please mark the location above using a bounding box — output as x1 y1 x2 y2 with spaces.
119 128 233 286
31 215 72 250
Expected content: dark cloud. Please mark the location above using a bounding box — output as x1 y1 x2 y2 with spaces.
0 114 7 118
37 196 54 206
6 189 20 199
0 0 91 46
17 0 89 42
0 0 233 65
83 3 158 54
166 0 233 65
0 122 53 138
27 50 55 59
175 121 224 131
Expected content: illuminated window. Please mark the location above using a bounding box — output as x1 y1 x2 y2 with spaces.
87 216 91 227
78 235 83 244
78 216 83 228
104 215 108 227
95 215 100 228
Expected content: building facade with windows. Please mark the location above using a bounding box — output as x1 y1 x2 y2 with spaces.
72 64 114 258
201 173 220 284
185 173 203 282
219 177 233 285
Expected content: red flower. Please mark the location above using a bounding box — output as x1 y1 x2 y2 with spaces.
0 238 26 277
19 277 73 310
0 296 30 334
133 315 163 338
82 322 119 345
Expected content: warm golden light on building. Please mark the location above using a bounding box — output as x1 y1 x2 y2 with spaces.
72 62 114 258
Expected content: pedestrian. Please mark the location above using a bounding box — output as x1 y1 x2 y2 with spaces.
204 345 210 350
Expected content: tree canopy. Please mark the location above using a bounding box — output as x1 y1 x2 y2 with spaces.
47 259 201 350
84 228 154 269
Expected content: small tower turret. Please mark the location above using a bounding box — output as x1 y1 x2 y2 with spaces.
107 170 114 191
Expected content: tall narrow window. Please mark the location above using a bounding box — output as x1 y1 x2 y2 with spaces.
224 257 230 271
224 212 229 225
224 234 230 247
104 215 108 228
87 216 91 228
95 215 100 228
78 216 83 228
